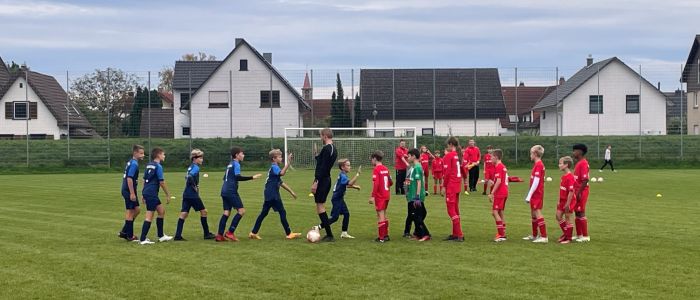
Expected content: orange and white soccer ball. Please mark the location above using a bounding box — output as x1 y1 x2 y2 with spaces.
306 226 321 243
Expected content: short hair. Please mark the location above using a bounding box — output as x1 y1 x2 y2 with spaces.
132 144 144 153
486 145 493 150
531 145 544 158
573 144 588 155
320 128 333 139
371 150 384 161
337 158 350 169
269 149 283 160
190 148 203 160
492 149 503 159
151 147 164 159
560 156 574 169
230 146 243 158
446 136 460 147
408 148 420 158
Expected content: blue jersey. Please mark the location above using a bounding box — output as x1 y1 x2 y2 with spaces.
264 163 283 201
121 159 139 196
183 164 200 198
331 172 349 202
142 161 164 197
221 160 242 196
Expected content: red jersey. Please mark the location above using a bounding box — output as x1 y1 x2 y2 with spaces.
372 164 392 201
573 158 590 191
465 146 481 165
483 153 495 173
493 162 509 197
420 153 430 173
529 160 545 200
443 150 462 191
394 147 408 170
559 173 576 202
432 156 444 173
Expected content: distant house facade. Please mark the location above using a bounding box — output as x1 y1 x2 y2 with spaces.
682 34 700 135
172 38 310 138
0 56 96 139
533 57 667 136
359 68 506 136
500 83 555 136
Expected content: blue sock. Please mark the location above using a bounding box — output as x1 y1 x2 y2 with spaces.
342 213 350 232
200 217 210 235
175 218 185 238
126 220 134 237
156 217 164 238
121 221 128 234
218 215 229 235
140 220 151 241
228 213 243 233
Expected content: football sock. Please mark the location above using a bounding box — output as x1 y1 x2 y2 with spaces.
229 213 243 233
537 217 547 238
341 213 350 232
531 218 538 237
581 217 588 237
496 220 505 237
125 220 134 237
575 217 583 236
140 220 151 241
156 217 164 238
319 212 333 237
200 217 210 234
175 218 185 238
218 214 229 235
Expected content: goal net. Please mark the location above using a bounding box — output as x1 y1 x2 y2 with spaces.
284 127 418 169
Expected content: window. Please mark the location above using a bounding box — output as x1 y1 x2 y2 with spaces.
240 59 248 71
375 130 394 137
180 93 191 110
589 95 603 114
422 128 434 136
182 127 191 136
14 102 28 119
208 91 229 108
626 95 640 113
695 93 698 109
19 83 23 88
542 110 546 120
260 90 280 108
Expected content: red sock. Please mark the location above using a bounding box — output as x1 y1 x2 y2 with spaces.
531 218 538 237
496 220 505 237
558 219 567 234
433 184 437 194
385 219 390 239
566 223 574 239
537 217 547 238
581 217 588 237
377 221 383 239
483 183 487 192
575 217 583 236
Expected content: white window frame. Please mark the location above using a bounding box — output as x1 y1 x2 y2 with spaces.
208 91 229 108
13 101 29 120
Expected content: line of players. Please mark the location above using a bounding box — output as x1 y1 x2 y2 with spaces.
118 129 591 245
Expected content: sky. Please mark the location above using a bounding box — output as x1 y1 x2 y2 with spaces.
0 0 697 90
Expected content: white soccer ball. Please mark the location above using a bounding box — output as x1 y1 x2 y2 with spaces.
306 227 321 243
597 177 604 182
480 179 485 183
203 173 209 178
546 177 553 182
590 177 598 183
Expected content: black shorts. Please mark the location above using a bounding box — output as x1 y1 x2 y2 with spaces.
181 197 206 212
314 178 332 204
222 194 244 211
122 193 140 210
143 195 161 211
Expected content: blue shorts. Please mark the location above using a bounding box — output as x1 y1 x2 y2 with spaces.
330 198 349 217
181 197 206 212
143 195 162 211
122 193 140 210
222 194 244 211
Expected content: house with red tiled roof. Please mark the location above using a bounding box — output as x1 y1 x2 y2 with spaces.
500 83 556 135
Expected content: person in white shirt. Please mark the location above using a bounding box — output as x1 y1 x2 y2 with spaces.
599 145 616 172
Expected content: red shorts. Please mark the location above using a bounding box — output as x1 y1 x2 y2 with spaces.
492 196 507 210
484 171 494 182
423 169 429 177
574 188 589 212
374 198 389 211
529 196 543 210
557 198 575 212
461 167 469 178
445 190 460 203
432 172 443 179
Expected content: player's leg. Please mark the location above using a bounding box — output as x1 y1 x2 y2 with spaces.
532 208 548 243
610 160 615 171
139 200 156 244
155 203 172 241
174 198 191 240
417 203 430 240
445 192 463 241
555 210 568 243
326 200 341 228
250 201 271 238
197 208 214 239
377 209 389 241
276 201 299 239
217 196 233 241
403 202 413 238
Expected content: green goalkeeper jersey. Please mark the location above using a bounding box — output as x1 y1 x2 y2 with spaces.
406 164 425 202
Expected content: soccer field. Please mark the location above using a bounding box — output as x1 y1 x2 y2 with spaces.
0 168 697 299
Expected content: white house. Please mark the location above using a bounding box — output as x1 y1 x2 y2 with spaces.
0 57 95 139
533 57 667 136
172 38 310 138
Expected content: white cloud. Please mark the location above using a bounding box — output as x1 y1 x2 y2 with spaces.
0 0 118 17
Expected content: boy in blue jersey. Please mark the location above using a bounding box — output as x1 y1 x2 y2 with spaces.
317 159 361 239
138 147 174 245
217 146 262 242
249 149 301 240
119 144 145 241
174 149 216 241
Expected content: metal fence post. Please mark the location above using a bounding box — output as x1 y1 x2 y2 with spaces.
392 69 396 128
555 67 559 160
433 69 436 149
515 67 519 163
148 71 152 152
681 63 685 159
188 70 192 153
638 65 642 158
310 69 314 127
270 69 274 149
596 64 601 160
66 70 70 159
107 69 112 168
25 64 29 167
229 70 233 147
473 69 477 137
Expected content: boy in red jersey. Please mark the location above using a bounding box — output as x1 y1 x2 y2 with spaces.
488 149 508 242
370 150 393 242
556 156 576 244
443 137 464 242
482 145 495 195
523 145 548 243
419 146 431 195
431 150 444 196
572 144 591 242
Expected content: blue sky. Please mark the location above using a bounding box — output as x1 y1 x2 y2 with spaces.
0 0 697 89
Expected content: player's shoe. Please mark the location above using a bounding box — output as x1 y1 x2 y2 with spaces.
444 235 457 241
532 237 549 243
558 238 571 244
598 169 603 173
374 237 385 243
203 232 216 240
340 232 355 239
452 236 464 242
158 235 173 242
321 235 335 242
286 232 301 240
402 232 411 238
127 235 139 242
418 235 431 242
174 236 186 241
482 191 487 195
248 233 262 240
522 235 535 241
576 236 590 242
493 235 507 242
118 231 127 239
139 239 155 245
225 231 239 241
464 190 470 195
384 235 391 241
557 235 569 243
572 235 583 242
215 234 227 242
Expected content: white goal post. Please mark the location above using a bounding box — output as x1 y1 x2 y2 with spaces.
284 127 418 169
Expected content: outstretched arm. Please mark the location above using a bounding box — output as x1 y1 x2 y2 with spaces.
281 182 297 199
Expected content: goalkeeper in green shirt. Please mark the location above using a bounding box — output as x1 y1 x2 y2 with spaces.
406 148 431 241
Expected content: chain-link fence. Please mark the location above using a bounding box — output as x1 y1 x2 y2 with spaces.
1 61 698 170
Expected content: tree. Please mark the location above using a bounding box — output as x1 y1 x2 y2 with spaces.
330 91 340 128
69 68 139 137
181 52 217 61
353 93 362 127
122 87 160 136
330 73 352 128
159 52 217 94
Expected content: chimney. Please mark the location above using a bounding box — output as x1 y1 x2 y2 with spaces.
586 54 593 67
559 76 565 86
263 53 272 64
657 82 661 90
235 38 243 47
519 81 525 87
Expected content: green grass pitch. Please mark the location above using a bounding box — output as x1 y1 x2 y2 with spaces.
0 168 697 299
